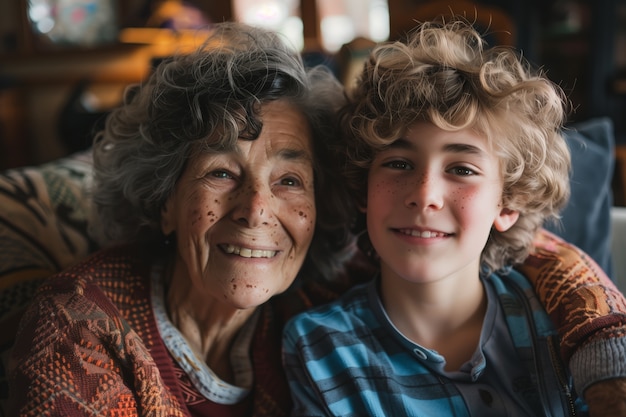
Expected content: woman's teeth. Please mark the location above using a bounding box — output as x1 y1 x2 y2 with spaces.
222 244 276 258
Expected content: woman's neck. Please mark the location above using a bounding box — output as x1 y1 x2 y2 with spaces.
164 261 258 384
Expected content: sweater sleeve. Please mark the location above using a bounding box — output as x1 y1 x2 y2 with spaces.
520 228 626 362
519 228 626 404
7 271 184 417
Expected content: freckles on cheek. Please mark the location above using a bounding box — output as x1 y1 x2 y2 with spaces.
206 207 218 223
206 199 221 223
370 178 398 198
449 189 463 210
293 205 315 233
451 187 480 211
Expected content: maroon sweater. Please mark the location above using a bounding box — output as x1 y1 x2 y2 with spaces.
8 245 298 416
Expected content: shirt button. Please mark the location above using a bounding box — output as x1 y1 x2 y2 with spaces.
413 348 428 360
479 389 494 407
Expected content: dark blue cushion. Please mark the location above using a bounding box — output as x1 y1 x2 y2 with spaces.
545 117 615 277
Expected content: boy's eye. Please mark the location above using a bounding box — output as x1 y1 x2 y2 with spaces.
449 166 475 176
384 160 412 170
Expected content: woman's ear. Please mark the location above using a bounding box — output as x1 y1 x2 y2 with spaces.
493 207 520 232
357 194 367 213
161 196 175 235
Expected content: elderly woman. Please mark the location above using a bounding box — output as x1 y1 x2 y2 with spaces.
7 22 626 416
8 22 353 416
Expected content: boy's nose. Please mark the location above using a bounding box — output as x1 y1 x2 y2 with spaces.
404 173 444 211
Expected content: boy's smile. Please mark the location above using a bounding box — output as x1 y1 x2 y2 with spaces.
366 120 519 288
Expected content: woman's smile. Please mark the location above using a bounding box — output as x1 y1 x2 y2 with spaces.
220 243 278 258
162 100 316 309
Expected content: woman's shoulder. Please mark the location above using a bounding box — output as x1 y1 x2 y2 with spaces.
32 244 153 317
47 244 149 285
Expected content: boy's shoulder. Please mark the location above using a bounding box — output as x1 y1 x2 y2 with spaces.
283 280 376 337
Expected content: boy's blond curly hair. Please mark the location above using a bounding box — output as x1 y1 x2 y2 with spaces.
341 18 571 273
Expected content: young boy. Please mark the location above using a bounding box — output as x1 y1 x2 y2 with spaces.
283 19 591 416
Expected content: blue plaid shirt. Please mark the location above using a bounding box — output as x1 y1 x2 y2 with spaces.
282 271 587 416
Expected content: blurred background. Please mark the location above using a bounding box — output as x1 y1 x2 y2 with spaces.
0 0 624 202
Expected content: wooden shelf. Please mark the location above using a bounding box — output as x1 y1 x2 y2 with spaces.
0 27 219 86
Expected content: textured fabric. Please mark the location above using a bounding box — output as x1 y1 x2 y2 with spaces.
283 273 584 417
518 230 626 363
7 246 291 417
0 151 95 410
569 336 626 393
0 151 94 288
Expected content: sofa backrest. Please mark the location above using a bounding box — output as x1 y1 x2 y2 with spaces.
0 150 96 406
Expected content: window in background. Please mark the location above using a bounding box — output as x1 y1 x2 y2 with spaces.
317 0 389 52
26 0 119 48
232 0 388 53
233 0 303 51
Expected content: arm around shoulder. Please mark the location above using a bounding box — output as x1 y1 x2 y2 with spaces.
520 228 626 415
520 228 626 360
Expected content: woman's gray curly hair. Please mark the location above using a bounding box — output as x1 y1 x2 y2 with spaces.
90 22 353 283
340 18 571 274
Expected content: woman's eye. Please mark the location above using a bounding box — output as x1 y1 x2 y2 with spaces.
279 176 301 187
450 166 475 176
384 160 411 170
209 170 234 179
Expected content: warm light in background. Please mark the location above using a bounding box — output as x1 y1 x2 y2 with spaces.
317 0 389 52
233 0 304 50
233 0 389 52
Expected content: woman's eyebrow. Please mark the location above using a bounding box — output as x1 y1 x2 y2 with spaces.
277 147 313 163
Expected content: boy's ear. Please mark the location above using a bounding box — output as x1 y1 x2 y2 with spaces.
493 207 519 232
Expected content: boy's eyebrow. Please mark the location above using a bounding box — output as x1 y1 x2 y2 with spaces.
388 138 487 156
442 143 486 156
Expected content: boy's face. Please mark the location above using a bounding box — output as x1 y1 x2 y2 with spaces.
365 121 519 286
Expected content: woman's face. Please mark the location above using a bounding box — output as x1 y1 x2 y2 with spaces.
161 100 316 309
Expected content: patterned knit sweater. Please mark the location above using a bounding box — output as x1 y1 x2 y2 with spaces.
7 229 626 416
8 245 293 417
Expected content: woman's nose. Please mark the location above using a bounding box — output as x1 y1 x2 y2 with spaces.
232 181 273 227
404 173 444 210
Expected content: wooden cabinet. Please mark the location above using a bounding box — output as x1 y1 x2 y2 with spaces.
536 1 624 138
0 1 229 169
